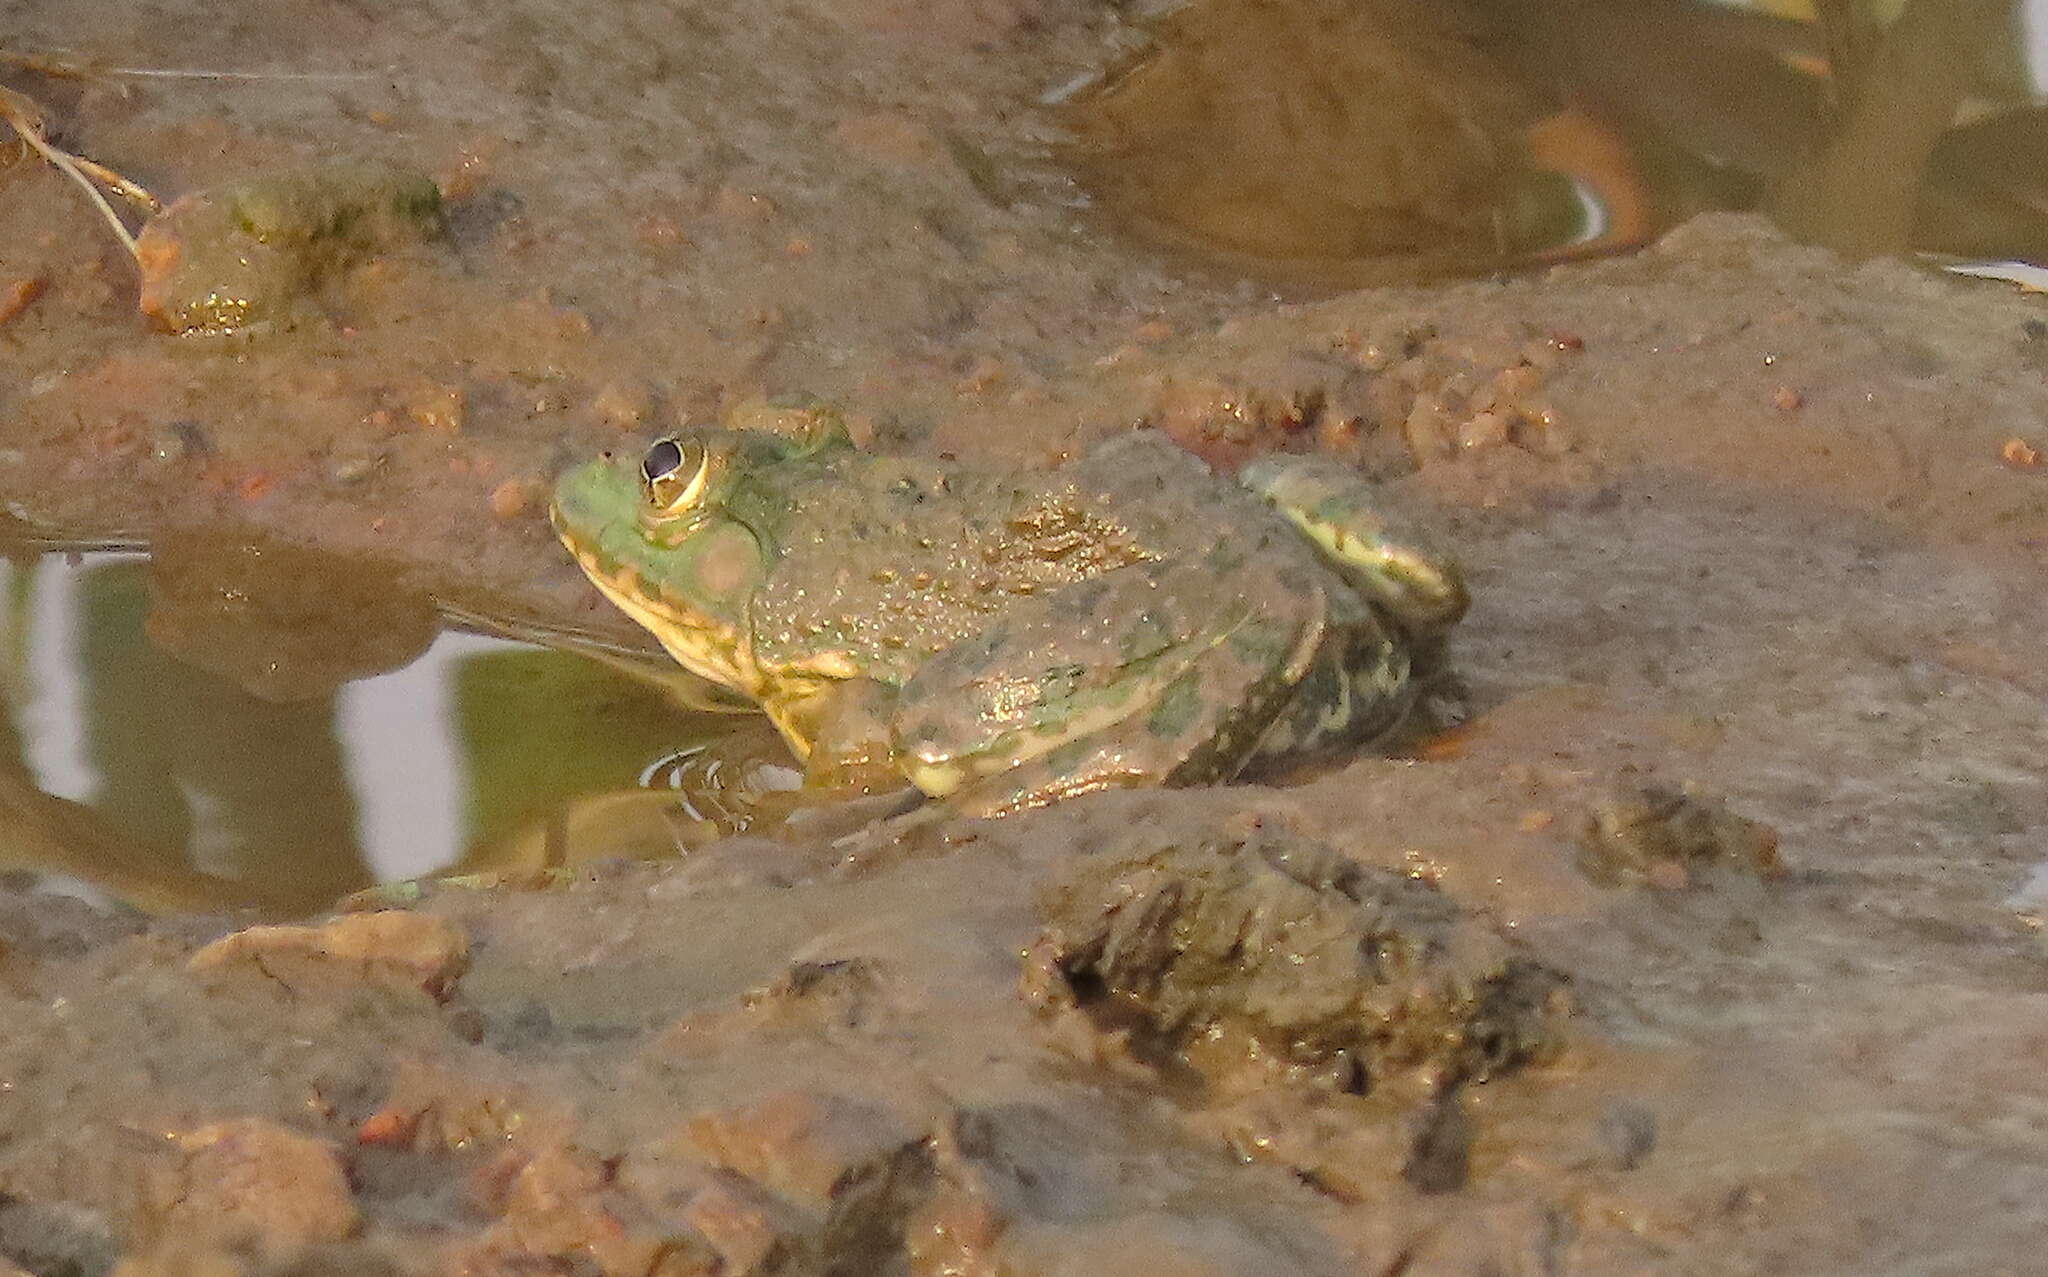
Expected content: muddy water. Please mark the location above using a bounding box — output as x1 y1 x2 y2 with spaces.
1063 0 2048 284
4 0 2048 1272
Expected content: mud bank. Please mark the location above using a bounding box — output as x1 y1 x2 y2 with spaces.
5 0 2048 1270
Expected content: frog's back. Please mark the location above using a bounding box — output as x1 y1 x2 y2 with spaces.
747 433 1354 682
748 454 1144 680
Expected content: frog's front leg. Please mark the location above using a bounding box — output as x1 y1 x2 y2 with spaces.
888 558 1330 817
774 675 915 797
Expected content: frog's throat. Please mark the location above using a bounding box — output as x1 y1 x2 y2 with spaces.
564 543 758 704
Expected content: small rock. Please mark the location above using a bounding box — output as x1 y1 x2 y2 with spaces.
146 1118 360 1250
326 445 388 484
1028 826 1572 1096
149 420 214 464
713 187 779 222
685 1092 921 1210
186 910 469 999
1458 409 1513 450
491 1147 715 1276
488 477 542 520
681 1180 786 1276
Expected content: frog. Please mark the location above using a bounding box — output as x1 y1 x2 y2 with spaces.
548 415 1467 817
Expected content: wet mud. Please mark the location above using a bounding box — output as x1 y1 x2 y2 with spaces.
4 0 2048 1272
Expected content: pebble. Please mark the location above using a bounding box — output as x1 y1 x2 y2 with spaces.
490 477 543 520
187 910 470 999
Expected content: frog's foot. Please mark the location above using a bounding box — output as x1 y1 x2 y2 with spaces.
1236 454 1468 636
890 558 1330 813
790 676 912 795
1244 620 1419 768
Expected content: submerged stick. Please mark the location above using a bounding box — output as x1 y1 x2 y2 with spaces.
0 84 157 263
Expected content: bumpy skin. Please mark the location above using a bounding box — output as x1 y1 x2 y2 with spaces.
550 422 1466 815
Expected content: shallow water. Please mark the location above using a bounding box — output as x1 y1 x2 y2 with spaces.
1062 0 2048 284
0 547 793 915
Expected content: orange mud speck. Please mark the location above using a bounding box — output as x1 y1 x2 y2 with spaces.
489 477 539 520
0 276 47 327
2000 437 2040 470
356 1107 420 1147
1416 723 1475 761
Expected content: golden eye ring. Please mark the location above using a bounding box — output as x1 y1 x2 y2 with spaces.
641 436 713 519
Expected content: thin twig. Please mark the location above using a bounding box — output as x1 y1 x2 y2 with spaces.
100 66 379 82
74 153 160 214
1 48 376 83
0 86 142 261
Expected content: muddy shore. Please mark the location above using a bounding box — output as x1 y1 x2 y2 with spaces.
6 0 2048 1270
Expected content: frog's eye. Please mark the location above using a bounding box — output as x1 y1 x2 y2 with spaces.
642 437 714 518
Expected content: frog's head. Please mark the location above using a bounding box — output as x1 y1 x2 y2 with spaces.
549 433 782 695
1236 455 1469 637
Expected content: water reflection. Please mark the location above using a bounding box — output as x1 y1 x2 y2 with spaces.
1062 0 2048 284
0 545 790 917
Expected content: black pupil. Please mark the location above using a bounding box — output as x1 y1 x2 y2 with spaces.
642 439 685 485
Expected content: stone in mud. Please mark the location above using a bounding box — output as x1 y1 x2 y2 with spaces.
685 1091 924 1211
140 1119 360 1252
1026 825 1570 1096
682 1092 934 1276
479 1146 718 1277
134 161 447 335
186 910 469 1001
678 1178 789 1276
1577 776 1785 888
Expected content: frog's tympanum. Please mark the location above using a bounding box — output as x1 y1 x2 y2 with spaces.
550 417 1467 816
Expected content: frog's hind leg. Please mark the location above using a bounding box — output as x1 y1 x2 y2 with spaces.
892 559 1329 817
1244 622 1417 772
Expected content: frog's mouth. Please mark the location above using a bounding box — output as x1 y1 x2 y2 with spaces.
551 515 759 701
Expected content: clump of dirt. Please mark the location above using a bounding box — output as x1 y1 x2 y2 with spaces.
1026 823 1571 1099
1145 318 1583 479
1577 774 1785 889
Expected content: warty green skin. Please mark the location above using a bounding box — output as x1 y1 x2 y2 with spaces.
549 426 1467 815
